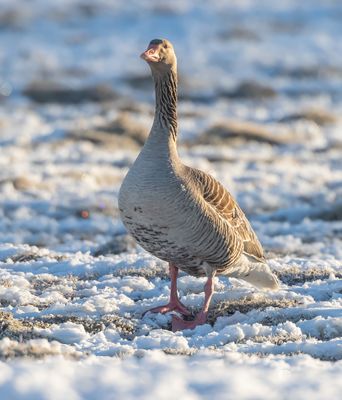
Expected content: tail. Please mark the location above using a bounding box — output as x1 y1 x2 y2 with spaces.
239 263 280 290
228 257 280 290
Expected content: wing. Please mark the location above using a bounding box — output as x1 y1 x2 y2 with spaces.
188 167 265 262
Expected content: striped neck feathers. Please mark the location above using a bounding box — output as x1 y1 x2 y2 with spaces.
152 69 178 142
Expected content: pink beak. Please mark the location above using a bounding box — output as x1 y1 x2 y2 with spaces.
140 44 160 62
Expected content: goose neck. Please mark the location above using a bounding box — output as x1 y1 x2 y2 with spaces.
151 69 178 144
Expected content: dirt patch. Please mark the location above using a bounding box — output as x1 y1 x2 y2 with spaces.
250 333 303 345
0 9 28 30
0 311 137 345
37 314 136 339
0 338 81 360
30 275 78 297
271 65 342 79
163 348 197 356
274 267 342 286
0 312 49 341
9 253 42 263
12 176 52 191
311 202 342 221
97 113 148 145
68 112 148 150
279 109 337 126
68 129 140 150
23 81 119 104
218 28 260 42
221 80 277 99
124 74 153 90
7 250 68 264
111 266 168 280
93 234 137 256
197 119 294 146
208 296 301 324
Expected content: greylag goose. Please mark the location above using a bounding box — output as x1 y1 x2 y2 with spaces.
118 39 279 331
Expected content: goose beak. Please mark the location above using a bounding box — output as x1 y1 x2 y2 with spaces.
140 44 160 63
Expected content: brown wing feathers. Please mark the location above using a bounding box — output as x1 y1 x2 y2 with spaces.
190 168 265 262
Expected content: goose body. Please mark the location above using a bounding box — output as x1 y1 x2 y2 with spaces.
120 152 262 278
118 39 279 330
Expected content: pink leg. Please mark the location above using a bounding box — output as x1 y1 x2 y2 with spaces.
172 275 214 331
144 263 191 316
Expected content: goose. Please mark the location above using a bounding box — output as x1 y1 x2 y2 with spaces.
118 39 279 331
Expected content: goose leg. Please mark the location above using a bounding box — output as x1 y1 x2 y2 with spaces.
144 263 191 316
172 276 214 331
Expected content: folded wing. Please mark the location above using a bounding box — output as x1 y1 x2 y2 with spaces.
189 168 265 263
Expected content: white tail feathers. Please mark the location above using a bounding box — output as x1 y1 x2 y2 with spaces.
240 263 280 290
227 258 280 290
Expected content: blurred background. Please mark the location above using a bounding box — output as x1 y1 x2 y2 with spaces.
0 0 341 258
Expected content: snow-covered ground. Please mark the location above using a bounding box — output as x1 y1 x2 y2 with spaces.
0 0 341 398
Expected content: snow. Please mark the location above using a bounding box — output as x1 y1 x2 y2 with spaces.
0 353 342 400
0 0 341 398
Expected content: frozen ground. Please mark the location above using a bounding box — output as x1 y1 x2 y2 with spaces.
0 0 341 399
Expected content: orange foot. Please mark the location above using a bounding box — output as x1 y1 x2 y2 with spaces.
172 312 207 332
144 300 191 317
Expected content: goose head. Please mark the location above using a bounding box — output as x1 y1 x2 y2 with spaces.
141 38 177 75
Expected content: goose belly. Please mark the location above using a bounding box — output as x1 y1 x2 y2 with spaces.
119 191 184 258
122 216 205 275
128 220 206 276
119 178 206 276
